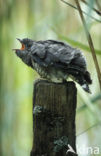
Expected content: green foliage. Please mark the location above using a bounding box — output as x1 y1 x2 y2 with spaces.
0 0 101 156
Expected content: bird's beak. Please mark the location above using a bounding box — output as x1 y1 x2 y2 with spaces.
12 38 23 52
16 38 22 43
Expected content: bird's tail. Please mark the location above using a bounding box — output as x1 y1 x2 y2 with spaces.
67 67 92 93
81 71 92 93
79 71 92 93
73 71 92 93
84 71 92 85
81 83 91 93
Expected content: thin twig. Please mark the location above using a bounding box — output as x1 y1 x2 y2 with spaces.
74 0 101 90
77 121 101 137
81 0 101 16
60 0 101 22
77 93 101 113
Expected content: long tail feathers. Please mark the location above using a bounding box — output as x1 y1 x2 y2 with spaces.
81 71 92 93
67 67 92 93
84 71 92 84
72 70 92 93
81 84 91 93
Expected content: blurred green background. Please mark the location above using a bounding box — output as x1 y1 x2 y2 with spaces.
0 0 101 155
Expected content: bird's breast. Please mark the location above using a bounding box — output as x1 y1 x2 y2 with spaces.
31 60 48 78
31 60 68 82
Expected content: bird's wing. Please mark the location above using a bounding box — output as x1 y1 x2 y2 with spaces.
30 40 86 71
31 42 46 59
30 42 48 67
46 40 87 67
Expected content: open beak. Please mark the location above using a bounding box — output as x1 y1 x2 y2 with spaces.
13 38 25 51
16 38 22 43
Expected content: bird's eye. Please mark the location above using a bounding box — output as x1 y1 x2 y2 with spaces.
21 44 25 50
27 43 32 48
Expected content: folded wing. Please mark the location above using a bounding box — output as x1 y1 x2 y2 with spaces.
30 40 87 72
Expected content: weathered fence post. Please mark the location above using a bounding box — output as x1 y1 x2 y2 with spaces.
30 79 77 156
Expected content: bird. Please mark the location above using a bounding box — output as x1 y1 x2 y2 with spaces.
14 38 92 93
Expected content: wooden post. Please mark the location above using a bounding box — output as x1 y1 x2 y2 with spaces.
30 79 77 156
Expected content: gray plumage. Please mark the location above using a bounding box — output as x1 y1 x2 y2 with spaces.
15 38 92 93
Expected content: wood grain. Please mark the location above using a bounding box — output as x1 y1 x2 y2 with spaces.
30 79 77 156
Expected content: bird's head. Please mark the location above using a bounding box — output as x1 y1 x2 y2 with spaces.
14 38 34 65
